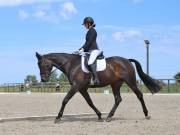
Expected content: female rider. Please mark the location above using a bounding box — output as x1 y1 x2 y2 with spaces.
77 17 102 85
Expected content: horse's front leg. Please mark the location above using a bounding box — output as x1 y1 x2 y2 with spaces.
55 86 78 123
79 89 102 120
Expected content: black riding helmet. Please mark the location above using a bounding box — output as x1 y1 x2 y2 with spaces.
82 17 96 27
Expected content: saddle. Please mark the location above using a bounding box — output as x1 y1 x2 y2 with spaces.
81 52 106 73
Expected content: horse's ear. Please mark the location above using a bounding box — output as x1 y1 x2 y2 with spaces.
36 52 42 60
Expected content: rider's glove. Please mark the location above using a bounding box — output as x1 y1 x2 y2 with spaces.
79 48 84 54
72 51 79 54
72 48 84 55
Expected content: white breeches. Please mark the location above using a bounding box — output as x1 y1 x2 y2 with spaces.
88 50 102 65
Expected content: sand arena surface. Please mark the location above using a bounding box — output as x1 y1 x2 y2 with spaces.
0 93 180 135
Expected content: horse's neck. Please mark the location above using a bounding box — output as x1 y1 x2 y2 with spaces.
46 53 80 75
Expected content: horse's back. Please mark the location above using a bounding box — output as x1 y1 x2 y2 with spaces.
106 56 131 66
105 56 134 75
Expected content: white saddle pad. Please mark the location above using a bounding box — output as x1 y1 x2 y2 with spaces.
81 55 106 73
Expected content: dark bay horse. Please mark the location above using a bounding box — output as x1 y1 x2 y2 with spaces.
36 52 161 123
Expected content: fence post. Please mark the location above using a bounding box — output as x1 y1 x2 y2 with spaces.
19 84 20 92
167 79 170 93
176 81 178 93
8 84 10 92
139 80 142 91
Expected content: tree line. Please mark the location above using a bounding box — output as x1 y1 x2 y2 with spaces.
24 71 68 84
24 72 180 85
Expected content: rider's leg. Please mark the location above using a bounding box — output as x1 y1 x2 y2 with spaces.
88 50 102 65
89 63 100 85
88 50 102 85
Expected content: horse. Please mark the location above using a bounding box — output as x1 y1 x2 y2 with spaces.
35 52 161 123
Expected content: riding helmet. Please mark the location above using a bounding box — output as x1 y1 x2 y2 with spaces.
82 17 95 26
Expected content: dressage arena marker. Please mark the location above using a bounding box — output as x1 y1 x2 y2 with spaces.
0 112 108 123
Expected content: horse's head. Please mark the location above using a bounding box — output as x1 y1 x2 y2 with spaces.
36 52 53 82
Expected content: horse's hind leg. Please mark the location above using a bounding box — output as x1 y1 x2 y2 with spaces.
125 79 150 119
106 82 122 122
79 89 102 120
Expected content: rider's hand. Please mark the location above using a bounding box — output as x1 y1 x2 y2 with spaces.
73 48 84 55
79 48 84 54
72 51 79 54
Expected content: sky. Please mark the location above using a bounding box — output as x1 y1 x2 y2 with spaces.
0 0 180 83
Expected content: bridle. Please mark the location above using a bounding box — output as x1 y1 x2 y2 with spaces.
50 68 58 75
49 59 69 76
40 55 72 79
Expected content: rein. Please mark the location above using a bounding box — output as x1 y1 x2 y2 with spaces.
51 68 58 74
49 53 80 77
50 60 69 75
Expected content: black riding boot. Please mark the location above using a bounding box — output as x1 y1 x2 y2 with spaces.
89 63 100 85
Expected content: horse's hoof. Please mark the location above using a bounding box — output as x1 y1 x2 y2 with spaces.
98 117 103 122
54 118 61 124
106 117 112 122
98 116 102 120
145 116 151 120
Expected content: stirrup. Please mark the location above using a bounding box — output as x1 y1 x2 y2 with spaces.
90 77 100 85
94 79 100 85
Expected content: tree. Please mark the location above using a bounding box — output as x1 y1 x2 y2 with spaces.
49 71 58 83
59 73 68 82
24 75 38 84
174 72 180 83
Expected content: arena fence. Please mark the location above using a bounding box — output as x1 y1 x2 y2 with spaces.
0 79 180 93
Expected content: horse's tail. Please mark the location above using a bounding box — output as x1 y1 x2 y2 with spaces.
128 59 161 94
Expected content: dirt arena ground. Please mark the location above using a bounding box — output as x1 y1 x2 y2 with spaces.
0 93 180 135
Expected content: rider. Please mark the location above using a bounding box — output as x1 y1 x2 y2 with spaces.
78 17 101 85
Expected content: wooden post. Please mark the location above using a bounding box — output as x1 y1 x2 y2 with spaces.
167 79 170 93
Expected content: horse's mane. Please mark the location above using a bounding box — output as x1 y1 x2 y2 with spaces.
43 53 80 59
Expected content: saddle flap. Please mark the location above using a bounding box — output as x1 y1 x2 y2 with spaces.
81 52 106 73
